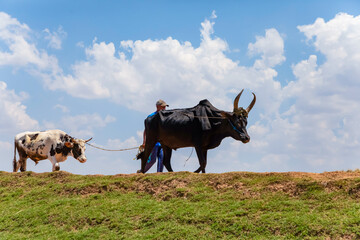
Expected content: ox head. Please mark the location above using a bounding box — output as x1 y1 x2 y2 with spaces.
64 137 92 163
222 89 256 143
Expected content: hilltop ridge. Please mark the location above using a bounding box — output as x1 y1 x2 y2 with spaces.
1 170 360 239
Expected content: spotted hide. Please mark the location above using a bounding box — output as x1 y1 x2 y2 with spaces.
13 130 92 172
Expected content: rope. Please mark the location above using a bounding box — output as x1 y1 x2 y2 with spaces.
184 148 194 167
85 115 225 153
184 114 225 119
86 142 138 152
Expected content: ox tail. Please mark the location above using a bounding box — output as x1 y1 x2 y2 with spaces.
13 140 18 172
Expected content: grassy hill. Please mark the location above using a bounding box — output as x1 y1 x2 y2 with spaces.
1 171 360 239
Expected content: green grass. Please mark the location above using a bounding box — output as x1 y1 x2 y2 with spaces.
1 171 360 239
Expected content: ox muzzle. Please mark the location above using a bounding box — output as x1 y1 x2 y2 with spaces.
77 157 87 163
241 135 250 143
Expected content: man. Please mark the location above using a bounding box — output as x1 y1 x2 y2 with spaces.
139 99 169 173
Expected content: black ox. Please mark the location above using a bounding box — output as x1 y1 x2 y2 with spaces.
140 89 256 173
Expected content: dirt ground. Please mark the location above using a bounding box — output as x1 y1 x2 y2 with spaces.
3 170 360 199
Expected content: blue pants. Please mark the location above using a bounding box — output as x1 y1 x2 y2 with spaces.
143 144 164 173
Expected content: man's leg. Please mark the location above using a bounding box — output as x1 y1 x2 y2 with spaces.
157 147 164 172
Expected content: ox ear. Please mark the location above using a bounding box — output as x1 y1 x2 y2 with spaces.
85 137 93 143
25 135 31 145
65 142 74 148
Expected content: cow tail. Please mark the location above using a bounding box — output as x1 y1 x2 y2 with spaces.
13 140 18 172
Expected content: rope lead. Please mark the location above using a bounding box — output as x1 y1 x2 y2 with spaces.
86 142 138 152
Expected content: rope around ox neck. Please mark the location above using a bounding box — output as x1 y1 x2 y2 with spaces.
86 142 138 152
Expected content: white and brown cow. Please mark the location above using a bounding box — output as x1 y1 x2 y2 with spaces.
13 130 92 172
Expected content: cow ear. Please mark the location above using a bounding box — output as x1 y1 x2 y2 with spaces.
220 111 232 119
65 142 74 148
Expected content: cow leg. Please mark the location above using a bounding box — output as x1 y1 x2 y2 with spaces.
13 142 18 172
15 145 27 172
19 157 27 172
162 146 173 172
13 159 19 172
194 147 206 173
54 163 60 171
13 156 21 172
49 157 60 172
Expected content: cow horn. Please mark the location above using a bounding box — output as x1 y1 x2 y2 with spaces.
233 89 244 111
85 137 93 143
246 92 256 113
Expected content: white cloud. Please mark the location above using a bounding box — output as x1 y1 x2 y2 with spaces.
245 13 360 171
0 12 60 71
298 13 360 63
43 26 67 49
248 28 286 68
46 15 284 116
0 81 39 134
56 113 116 138
0 12 284 121
54 104 69 113
210 10 217 19
107 137 139 150
76 41 85 48
42 113 116 139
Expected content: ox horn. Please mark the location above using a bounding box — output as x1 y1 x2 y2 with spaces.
246 92 256 113
233 89 244 111
85 137 93 143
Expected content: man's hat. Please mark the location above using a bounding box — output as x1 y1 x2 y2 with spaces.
156 99 169 107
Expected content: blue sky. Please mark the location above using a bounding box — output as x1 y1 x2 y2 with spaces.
1 1 360 174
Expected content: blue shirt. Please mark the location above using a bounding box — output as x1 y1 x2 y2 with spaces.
148 111 157 117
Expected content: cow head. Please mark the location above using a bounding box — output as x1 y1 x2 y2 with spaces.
222 89 256 143
64 137 92 163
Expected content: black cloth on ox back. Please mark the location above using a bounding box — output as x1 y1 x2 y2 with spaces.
156 99 223 131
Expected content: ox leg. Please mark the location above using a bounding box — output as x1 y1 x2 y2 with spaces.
202 150 208 173
162 146 173 172
140 140 156 173
194 147 207 173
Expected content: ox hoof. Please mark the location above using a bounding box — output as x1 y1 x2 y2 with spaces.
54 165 60 171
